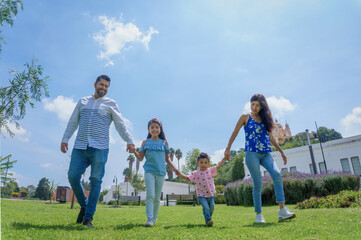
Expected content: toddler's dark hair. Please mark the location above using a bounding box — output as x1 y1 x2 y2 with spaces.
197 152 210 162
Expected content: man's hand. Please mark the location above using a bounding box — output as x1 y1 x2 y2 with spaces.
61 142 68 153
127 144 135 153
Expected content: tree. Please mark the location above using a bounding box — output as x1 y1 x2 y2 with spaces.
131 172 145 196
26 184 36 198
317 126 342 142
3 179 18 195
35 177 51 200
214 160 232 185
231 153 245 182
98 189 109 203
48 180 57 203
175 148 183 173
0 0 49 137
123 168 131 182
81 179 91 191
182 148 199 174
0 154 17 194
127 155 135 172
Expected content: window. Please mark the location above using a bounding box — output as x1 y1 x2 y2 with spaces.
351 157 361 175
340 158 351 172
264 171 269 176
290 166 297 173
319 162 326 173
309 164 315 174
281 168 288 173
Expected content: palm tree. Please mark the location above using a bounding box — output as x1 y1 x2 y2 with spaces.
175 149 182 174
123 168 131 182
136 147 140 173
166 148 175 180
127 155 135 172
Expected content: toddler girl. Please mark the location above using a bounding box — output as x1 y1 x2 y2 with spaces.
176 152 228 226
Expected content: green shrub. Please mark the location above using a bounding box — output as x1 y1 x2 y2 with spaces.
225 172 360 206
11 192 19 197
215 194 225 204
296 190 361 209
283 179 304 203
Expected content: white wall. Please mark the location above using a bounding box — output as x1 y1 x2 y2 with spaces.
103 180 195 203
244 135 361 178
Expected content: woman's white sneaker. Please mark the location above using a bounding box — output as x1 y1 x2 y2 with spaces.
278 206 296 220
255 214 266 223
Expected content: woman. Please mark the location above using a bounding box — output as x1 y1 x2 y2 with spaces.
224 94 296 223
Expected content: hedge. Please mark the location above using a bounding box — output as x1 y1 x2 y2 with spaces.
224 172 360 206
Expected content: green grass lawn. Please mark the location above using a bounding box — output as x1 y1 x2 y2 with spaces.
1 199 361 240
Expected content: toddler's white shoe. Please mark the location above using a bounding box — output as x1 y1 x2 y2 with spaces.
278 206 296 220
255 214 266 223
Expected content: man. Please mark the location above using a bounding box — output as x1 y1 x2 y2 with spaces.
61 75 135 228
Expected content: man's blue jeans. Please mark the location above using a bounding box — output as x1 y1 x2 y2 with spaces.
198 196 215 223
245 151 285 213
68 147 109 221
144 172 165 222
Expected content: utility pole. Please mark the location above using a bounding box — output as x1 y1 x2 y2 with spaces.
306 129 318 174
315 121 328 173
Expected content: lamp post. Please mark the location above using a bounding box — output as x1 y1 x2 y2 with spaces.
315 121 328 173
306 129 318 174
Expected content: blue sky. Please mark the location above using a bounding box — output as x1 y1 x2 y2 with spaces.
1 0 361 189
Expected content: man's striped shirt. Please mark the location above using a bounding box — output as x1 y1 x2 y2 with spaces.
62 95 134 150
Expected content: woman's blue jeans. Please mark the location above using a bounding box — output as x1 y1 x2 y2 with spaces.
245 151 285 213
144 172 165 221
68 147 108 221
198 196 215 223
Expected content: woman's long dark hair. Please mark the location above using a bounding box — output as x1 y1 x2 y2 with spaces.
147 118 166 140
250 94 274 132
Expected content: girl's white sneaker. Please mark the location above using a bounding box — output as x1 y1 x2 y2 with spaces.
144 218 154 227
278 206 296 220
255 214 266 223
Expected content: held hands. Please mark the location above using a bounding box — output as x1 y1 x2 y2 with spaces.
224 148 231 159
127 144 135 153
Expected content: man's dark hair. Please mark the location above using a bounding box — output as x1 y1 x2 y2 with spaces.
197 152 210 162
96 75 111 84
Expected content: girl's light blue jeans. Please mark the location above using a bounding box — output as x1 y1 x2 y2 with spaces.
245 151 285 213
198 196 215 223
144 172 165 221
68 147 109 221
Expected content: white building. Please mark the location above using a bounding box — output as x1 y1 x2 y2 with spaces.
244 135 361 178
103 180 195 204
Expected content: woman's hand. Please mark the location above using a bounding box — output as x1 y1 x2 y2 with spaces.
281 152 287 165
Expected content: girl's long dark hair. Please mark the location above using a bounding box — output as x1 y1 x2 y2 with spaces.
147 118 166 140
250 94 274 132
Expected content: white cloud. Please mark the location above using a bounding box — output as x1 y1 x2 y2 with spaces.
93 15 159 66
6 121 31 142
341 107 361 137
42 96 77 123
210 149 225 164
40 162 66 170
243 96 296 120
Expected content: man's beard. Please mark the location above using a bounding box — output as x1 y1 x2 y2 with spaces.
97 89 106 97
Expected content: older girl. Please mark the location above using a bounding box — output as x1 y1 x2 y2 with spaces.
133 118 178 227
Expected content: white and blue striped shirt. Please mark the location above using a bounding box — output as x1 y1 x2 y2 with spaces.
61 95 134 150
